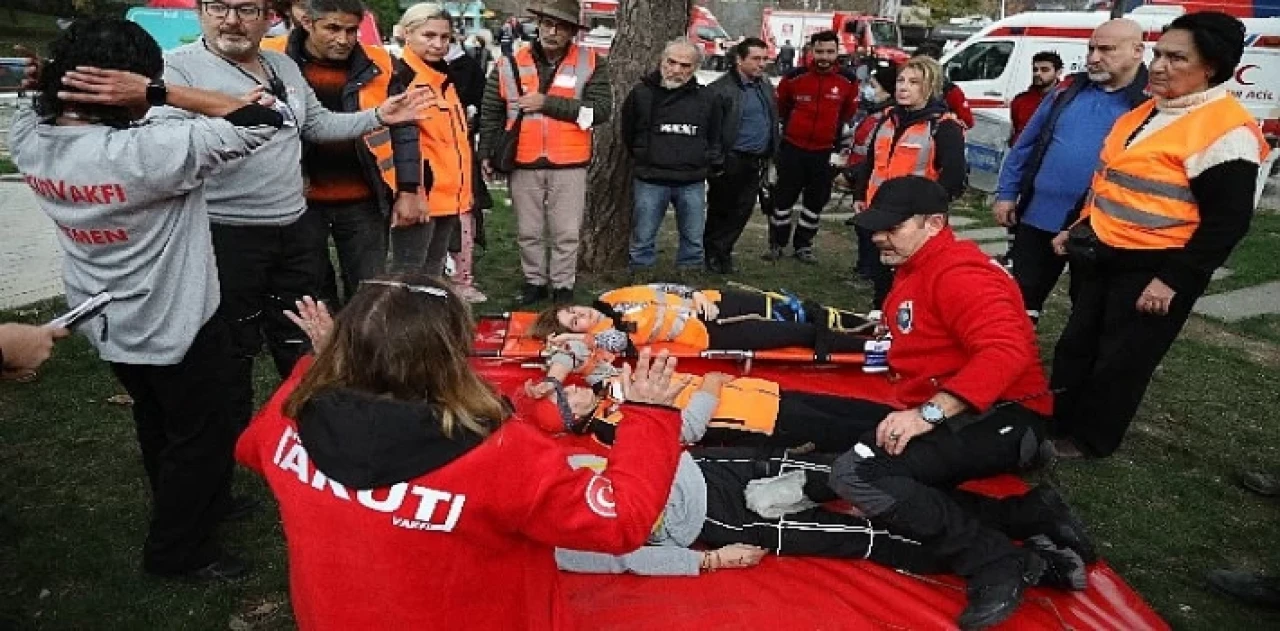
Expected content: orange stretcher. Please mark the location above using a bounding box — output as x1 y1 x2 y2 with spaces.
472 312 870 368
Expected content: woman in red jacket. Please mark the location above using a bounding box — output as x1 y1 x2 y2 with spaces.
236 275 686 630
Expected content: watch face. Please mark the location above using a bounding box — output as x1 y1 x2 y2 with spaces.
922 403 944 423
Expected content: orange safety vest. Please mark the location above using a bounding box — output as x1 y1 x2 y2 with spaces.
260 35 287 53
591 375 783 441
1082 96 1269 250
598 287 724 349
865 112 956 205
398 47 473 217
496 44 596 167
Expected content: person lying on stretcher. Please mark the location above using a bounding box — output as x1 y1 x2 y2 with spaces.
529 283 875 356
527 365 1089 587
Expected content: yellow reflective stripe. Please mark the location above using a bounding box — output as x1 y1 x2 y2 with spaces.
1092 195 1192 229
1100 169 1196 203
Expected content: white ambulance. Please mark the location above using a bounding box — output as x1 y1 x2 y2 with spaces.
939 8 1280 142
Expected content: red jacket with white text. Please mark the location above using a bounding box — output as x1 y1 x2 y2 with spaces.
881 228 1052 415
777 67 860 151
236 358 684 630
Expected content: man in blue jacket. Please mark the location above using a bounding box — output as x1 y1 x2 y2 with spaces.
992 18 1148 323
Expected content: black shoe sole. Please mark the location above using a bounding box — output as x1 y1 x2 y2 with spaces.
1035 486 1098 564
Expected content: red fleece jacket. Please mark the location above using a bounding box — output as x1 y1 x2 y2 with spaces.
236 358 684 630
882 228 1052 415
777 67 859 151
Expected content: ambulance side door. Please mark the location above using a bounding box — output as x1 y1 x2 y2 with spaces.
941 37 1018 107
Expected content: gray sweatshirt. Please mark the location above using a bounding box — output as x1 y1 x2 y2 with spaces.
9 105 279 364
154 41 379 226
555 390 720 576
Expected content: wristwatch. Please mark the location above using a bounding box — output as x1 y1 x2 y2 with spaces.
920 401 946 425
145 79 167 106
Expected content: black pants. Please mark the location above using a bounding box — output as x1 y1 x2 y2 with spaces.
109 318 239 574
694 447 942 574
707 290 869 353
829 405 1047 577
770 142 835 251
210 212 327 431
1050 261 1205 457
705 152 766 266
700 392 890 453
308 200 389 305
1009 223 1067 318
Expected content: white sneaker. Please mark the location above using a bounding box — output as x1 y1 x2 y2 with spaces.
744 470 817 519
455 285 488 303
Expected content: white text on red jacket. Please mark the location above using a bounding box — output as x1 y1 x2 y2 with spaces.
273 426 467 532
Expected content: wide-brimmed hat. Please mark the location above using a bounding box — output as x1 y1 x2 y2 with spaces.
527 0 587 29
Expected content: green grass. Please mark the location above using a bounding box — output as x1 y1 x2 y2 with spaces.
0 9 60 57
1209 211 1280 294
0 157 15 175
3 197 1280 629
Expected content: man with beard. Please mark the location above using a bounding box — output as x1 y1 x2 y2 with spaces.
764 30 858 265
276 0 424 305
993 19 1148 324
1008 51 1062 145
622 38 724 277
152 0 429 434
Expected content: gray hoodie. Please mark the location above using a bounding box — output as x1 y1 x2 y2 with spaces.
153 40 379 226
9 105 279 364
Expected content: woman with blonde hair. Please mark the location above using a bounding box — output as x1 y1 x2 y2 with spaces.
850 54 967 307
235 274 687 629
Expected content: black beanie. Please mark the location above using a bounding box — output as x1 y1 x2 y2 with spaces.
871 59 899 93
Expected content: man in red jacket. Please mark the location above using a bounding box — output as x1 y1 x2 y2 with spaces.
764 30 858 264
1008 51 1063 145
829 176 1074 631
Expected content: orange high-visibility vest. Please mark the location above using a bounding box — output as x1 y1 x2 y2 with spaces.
866 112 956 204
398 47 473 217
1082 96 1268 250
260 35 287 53
599 287 724 349
496 44 596 167
590 375 783 442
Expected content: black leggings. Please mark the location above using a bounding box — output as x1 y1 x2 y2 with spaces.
706 290 868 353
699 392 890 453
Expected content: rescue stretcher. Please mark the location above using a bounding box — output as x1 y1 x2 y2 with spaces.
468 345 1170 631
472 312 873 377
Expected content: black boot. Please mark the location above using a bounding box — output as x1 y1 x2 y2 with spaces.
1207 570 1280 609
518 283 548 306
1025 535 1087 591
958 552 1045 631
1018 486 1097 564
551 286 575 304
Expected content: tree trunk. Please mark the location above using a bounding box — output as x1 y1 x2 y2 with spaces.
580 0 693 271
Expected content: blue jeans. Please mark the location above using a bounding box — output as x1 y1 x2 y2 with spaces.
629 178 706 270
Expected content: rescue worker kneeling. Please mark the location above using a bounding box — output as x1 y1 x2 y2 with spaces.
826 177 1079 631
531 283 873 356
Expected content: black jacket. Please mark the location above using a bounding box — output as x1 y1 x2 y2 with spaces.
704 68 779 158
621 71 724 182
851 100 968 202
283 29 420 213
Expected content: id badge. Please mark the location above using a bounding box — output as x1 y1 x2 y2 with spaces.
552 74 577 90
863 339 891 374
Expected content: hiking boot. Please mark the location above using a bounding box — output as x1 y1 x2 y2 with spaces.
1207 570 1280 609
1239 470 1280 497
518 283 548 306
1020 485 1098 564
958 552 1044 631
551 287 575 304
1025 535 1088 591
1047 438 1086 461
761 246 785 261
147 554 250 583
794 248 818 265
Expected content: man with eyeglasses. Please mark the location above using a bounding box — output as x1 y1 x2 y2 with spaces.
151 0 429 436
478 0 612 307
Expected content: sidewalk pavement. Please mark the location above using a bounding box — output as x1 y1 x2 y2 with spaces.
0 177 63 310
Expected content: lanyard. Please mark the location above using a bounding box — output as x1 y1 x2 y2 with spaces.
201 40 288 102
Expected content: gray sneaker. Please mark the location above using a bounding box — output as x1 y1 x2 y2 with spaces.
761 246 785 262
794 248 818 265
1240 470 1280 497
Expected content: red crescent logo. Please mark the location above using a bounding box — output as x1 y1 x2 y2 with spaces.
585 474 617 518
1235 64 1258 86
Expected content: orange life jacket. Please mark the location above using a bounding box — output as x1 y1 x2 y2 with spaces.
398 47 473 217
598 287 724 349
1082 96 1269 250
495 44 596 167
260 35 287 53
590 374 783 443
866 111 956 205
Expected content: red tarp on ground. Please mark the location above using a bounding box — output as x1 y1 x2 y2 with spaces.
471 315 1170 631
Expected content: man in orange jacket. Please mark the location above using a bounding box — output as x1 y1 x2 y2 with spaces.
275 0 423 302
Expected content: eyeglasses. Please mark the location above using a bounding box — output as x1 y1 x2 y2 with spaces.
360 280 449 297
200 1 266 21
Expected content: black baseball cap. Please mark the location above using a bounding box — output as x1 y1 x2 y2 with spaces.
853 176 950 232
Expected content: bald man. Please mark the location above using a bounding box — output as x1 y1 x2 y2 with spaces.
992 18 1149 325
